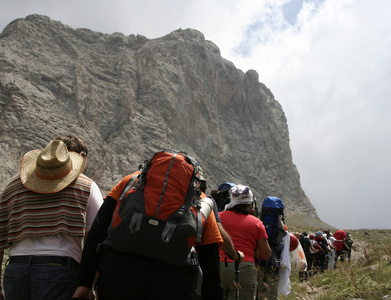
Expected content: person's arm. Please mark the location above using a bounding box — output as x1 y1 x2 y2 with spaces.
0 249 4 300
217 223 244 262
196 243 223 300
83 232 89 243
83 181 104 243
257 238 271 260
72 196 117 299
212 200 244 262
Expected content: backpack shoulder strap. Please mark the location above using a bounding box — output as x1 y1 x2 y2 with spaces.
98 173 140 251
118 174 139 202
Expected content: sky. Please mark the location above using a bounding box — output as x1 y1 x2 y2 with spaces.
1 0 390 230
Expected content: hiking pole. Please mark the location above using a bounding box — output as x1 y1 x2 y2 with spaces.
255 264 260 300
235 261 240 300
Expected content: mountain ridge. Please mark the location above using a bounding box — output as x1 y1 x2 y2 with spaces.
0 14 321 224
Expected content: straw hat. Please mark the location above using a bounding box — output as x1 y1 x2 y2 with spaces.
20 140 87 194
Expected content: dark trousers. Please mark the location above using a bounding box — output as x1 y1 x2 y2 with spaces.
97 249 195 300
317 253 326 272
4 256 78 300
336 250 345 262
299 252 311 280
311 253 320 274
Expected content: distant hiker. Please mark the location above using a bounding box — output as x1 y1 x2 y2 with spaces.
0 136 103 300
333 230 348 263
314 231 328 272
72 150 224 300
324 231 336 269
308 234 320 275
299 232 312 281
198 167 244 298
218 185 271 299
345 231 356 263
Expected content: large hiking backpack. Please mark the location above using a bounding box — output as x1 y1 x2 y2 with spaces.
212 182 236 212
105 150 213 267
259 196 286 269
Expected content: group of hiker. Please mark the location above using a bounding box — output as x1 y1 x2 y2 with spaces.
297 229 356 281
0 134 332 300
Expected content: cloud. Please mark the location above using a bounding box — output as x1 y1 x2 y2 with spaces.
226 0 391 229
0 0 390 229
282 0 305 25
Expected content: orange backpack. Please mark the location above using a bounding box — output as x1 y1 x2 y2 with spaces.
106 150 212 266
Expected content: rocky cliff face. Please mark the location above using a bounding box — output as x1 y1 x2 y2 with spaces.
0 14 318 217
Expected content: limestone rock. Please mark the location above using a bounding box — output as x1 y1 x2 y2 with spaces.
0 14 318 218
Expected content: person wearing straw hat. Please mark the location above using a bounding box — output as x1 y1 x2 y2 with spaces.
219 185 271 300
0 136 103 300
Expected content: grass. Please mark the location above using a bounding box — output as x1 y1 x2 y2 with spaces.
285 213 336 231
285 229 391 300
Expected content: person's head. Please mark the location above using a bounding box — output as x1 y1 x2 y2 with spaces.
54 134 88 157
20 139 87 194
225 185 255 215
198 165 207 193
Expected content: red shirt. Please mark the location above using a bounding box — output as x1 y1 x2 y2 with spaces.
218 210 267 263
